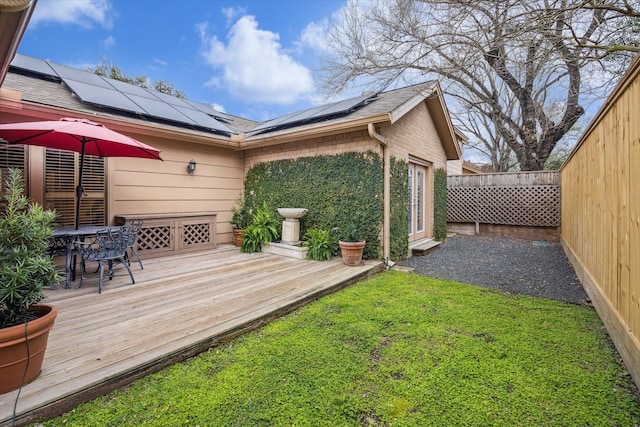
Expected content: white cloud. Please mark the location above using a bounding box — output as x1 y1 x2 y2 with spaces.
101 35 115 48
298 20 330 53
211 103 225 113
154 58 168 67
31 0 113 28
221 6 247 27
199 15 314 105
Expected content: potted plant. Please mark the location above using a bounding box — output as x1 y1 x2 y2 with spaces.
0 168 59 393
240 203 280 253
338 213 366 266
230 195 251 247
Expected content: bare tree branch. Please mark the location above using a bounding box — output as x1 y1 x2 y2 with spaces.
320 0 639 170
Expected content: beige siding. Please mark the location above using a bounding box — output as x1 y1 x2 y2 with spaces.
108 134 243 244
561 56 640 387
447 159 463 175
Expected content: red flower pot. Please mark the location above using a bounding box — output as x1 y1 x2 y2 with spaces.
0 304 57 394
339 240 366 266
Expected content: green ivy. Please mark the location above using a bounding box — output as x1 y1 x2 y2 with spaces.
244 152 383 259
433 168 448 241
390 158 409 260
243 152 415 261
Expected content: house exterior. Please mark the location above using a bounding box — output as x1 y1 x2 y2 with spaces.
0 49 461 261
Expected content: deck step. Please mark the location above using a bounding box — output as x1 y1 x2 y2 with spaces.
411 240 442 256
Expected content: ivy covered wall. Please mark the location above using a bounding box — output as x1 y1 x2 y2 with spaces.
243 151 410 261
433 168 448 241
390 158 409 260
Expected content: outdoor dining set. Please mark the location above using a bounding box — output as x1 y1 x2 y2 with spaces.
47 219 144 294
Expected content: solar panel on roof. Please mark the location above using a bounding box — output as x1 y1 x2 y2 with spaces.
150 90 197 110
317 93 376 117
125 93 196 124
63 78 146 114
182 99 229 120
251 110 303 132
173 106 235 133
48 62 114 89
251 92 378 133
10 54 58 78
104 77 159 100
11 54 235 135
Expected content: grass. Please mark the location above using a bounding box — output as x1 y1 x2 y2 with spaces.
39 271 640 426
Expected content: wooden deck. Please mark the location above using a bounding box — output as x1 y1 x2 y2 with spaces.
0 245 384 427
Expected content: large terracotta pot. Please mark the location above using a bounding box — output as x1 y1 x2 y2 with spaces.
339 240 366 266
232 229 244 247
0 304 57 394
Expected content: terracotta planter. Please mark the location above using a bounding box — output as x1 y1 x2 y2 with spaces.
0 304 57 394
232 229 244 247
339 240 366 266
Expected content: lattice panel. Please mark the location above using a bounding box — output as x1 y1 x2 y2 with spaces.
447 187 478 223
182 223 211 246
448 185 560 227
137 225 172 251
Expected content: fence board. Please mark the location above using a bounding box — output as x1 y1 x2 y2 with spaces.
561 55 640 388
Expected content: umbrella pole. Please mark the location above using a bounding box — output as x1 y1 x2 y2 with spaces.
74 140 86 230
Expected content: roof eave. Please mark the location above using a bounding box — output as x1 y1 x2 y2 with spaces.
388 84 436 124
0 0 36 86
237 113 391 150
0 95 239 148
425 83 461 160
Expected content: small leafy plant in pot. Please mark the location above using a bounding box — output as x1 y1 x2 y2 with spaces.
230 196 251 247
338 213 366 266
240 203 280 253
0 169 60 393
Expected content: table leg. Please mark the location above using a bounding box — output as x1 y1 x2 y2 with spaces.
65 240 73 289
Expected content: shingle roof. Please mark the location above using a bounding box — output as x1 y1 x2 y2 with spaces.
3 55 447 148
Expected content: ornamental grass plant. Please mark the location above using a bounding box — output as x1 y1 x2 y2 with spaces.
41 271 640 426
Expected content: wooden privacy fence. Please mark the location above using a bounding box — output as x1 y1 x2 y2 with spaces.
561 55 640 388
447 171 560 227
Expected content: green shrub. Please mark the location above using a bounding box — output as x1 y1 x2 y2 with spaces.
0 169 60 328
303 228 337 261
230 195 251 229
240 204 280 253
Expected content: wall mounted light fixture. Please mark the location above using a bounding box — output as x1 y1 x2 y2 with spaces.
186 159 196 174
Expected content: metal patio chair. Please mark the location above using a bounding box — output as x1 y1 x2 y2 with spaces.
75 228 135 294
122 218 144 269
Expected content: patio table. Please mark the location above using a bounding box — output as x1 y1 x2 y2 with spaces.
49 225 119 289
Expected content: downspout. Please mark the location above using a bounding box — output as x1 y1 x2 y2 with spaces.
368 123 393 267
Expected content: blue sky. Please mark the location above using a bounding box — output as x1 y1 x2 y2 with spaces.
18 0 347 122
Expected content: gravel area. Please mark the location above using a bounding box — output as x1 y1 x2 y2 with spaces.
400 235 589 305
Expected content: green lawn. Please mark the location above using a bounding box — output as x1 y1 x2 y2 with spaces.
39 271 640 426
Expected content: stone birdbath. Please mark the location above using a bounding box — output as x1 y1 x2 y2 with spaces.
277 208 308 245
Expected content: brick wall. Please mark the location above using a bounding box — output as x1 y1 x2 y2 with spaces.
243 130 381 175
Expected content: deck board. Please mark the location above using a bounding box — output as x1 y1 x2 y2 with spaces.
0 245 384 426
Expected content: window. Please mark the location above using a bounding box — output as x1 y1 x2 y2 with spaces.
44 149 105 227
0 143 27 208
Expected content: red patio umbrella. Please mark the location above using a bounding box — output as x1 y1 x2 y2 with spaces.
0 117 163 229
